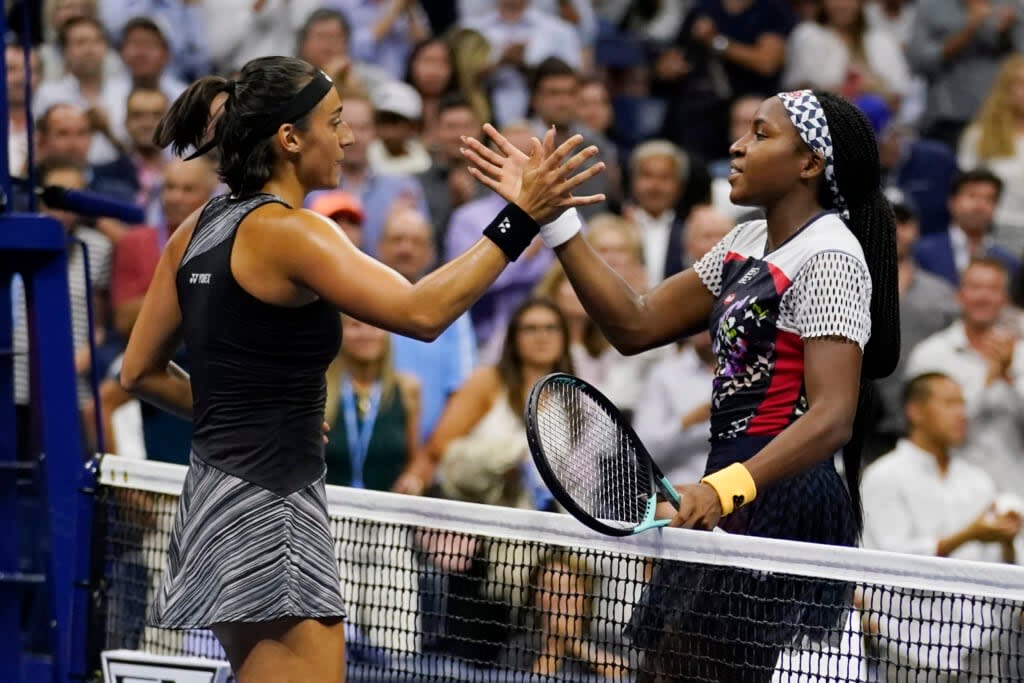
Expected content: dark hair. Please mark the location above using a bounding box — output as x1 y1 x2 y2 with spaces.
951 168 1004 200
58 15 106 50
154 56 319 195
497 297 575 422
297 8 350 53
127 86 168 108
36 155 86 185
902 372 952 408
437 92 476 119
529 56 579 94
120 16 168 49
813 92 900 532
405 37 457 97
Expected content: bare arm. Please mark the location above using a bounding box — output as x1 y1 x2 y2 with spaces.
284 135 604 341
119 219 194 420
720 34 787 76
663 337 863 529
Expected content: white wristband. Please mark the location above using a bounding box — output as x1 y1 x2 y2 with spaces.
540 207 582 249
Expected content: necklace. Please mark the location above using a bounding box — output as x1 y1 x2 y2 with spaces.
352 383 373 416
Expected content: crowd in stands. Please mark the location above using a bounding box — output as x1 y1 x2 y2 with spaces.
12 5 1024 665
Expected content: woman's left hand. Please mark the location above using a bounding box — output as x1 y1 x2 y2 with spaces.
667 483 723 530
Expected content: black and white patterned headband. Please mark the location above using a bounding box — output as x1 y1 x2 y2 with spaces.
777 90 848 220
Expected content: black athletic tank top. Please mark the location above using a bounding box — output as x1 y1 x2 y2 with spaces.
177 193 342 495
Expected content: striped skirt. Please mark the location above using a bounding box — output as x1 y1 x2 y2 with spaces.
148 453 347 628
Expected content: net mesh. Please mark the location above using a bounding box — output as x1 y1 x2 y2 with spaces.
532 377 654 531
97 457 1024 682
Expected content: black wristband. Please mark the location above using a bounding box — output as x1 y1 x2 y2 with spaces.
483 202 540 261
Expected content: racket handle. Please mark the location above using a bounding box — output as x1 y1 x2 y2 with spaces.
634 518 672 534
658 476 681 510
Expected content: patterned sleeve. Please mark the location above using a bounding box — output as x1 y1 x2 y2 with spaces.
692 225 743 297
781 250 873 349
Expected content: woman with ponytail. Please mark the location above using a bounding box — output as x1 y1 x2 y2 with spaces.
119 55 606 682
462 90 899 681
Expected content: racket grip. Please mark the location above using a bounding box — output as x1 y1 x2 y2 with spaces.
658 476 681 510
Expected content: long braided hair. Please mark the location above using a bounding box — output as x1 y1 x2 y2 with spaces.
813 91 900 530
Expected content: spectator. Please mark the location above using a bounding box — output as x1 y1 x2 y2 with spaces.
378 207 477 450
868 189 958 458
864 0 916 45
958 54 1024 256
310 190 365 248
6 43 42 176
417 93 483 250
33 16 124 164
906 0 1024 149
405 37 458 150
338 0 432 81
783 0 910 108
447 26 493 126
906 258 1024 494
112 17 187 102
91 87 170 225
368 80 432 175
40 0 124 84
14 157 112 445
878 122 961 236
500 550 627 678
34 103 92 168
462 0 583 126
915 169 1019 285
306 93 429 257
458 0 598 47
98 0 209 79
681 204 735 269
295 8 393 96
576 77 614 149
623 139 689 287
633 332 717 485
201 0 313 74
863 372 1020 563
445 122 552 351
419 298 575 510
324 315 421 493
654 0 794 159
533 264 604 385
528 58 613 219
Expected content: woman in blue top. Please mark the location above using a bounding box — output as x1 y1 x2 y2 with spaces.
463 90 899 681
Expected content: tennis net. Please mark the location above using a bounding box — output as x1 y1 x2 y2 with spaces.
96 456 1024 682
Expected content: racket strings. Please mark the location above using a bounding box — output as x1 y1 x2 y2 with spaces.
535 382 653 530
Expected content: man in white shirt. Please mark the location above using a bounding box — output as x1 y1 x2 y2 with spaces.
624 139 689 287
6 43 41 176
905 258 1024 494
863 372 1019 563
462 0 582 125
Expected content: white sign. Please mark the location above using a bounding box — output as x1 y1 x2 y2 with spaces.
101 650 232 683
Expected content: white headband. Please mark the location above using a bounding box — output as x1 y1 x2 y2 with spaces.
777 90 848 220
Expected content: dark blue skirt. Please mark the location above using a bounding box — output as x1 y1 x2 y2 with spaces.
628 436 860 682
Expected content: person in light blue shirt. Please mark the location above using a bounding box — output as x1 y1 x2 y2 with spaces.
98 0 210 80
376 207 476 442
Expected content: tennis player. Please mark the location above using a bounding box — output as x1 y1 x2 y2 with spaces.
463 90 899 681
119 56 605 683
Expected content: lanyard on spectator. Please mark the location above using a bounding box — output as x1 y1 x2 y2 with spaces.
342 375 381 489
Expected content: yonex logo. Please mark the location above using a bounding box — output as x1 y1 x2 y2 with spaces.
189 273 212 285
498 217 511 233
738 267 760 285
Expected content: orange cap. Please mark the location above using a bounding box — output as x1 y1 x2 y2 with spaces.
310 191 364 224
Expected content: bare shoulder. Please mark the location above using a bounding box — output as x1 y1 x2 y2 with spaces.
462 365 502 394
243 204 351 264
396 372 421 402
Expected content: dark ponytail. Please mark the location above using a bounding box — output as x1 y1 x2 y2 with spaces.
813 91 900 532
154 57 319 196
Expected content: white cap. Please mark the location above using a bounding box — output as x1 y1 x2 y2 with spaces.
371 80 423 121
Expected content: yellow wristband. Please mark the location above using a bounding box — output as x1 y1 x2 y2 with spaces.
700 463 757 516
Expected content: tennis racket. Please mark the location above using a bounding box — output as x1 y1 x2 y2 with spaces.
525 372 681 536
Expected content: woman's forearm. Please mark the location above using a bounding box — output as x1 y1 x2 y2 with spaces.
123 361 193 421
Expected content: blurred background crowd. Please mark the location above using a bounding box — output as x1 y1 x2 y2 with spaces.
10 0 1024 569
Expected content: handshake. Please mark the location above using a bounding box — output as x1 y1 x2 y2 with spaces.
461 124 606 252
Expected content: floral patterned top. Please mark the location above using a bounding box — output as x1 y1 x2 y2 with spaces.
693 212 873 441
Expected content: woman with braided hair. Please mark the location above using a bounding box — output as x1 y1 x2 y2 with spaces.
461 90 899 681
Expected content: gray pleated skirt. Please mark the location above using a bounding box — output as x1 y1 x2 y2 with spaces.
148 453 347 628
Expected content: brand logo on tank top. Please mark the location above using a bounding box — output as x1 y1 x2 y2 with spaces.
738 266 760 285
189 273 212 285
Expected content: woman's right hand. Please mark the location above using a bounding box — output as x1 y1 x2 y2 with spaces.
462 125 607 224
